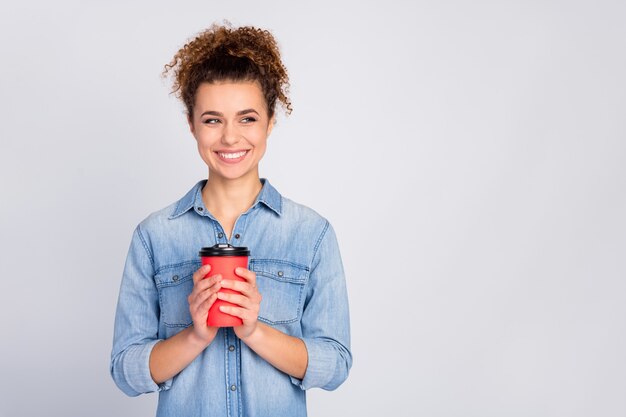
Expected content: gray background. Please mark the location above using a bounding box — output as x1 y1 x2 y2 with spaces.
1 1 625 416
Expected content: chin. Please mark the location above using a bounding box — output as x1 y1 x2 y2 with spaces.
210 167 258 182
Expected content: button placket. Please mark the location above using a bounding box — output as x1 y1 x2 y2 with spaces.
229 211 248 246
224 328 241 416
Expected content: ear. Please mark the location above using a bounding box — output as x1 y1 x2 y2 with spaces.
266 116 276 137
187 113 195 135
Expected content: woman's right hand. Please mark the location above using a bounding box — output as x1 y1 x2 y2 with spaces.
149 264 222 383
187 264 222 345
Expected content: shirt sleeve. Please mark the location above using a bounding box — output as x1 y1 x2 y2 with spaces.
291 221 352 390
110 224 173 396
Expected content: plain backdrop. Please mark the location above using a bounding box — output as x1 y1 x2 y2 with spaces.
1 1 625 416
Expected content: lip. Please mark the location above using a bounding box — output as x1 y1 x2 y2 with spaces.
214 149 250 164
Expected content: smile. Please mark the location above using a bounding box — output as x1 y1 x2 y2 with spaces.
216 150 249 163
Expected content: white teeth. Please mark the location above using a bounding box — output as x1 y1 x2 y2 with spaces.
219 151 247 159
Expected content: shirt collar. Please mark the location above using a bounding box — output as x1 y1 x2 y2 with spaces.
255 178 283 216
168 178 282 220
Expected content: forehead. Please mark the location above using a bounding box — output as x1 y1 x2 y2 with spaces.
194 81 267 114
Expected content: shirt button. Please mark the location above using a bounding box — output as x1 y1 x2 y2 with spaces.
228 345 235 352
234 233 241 239
197 207 203 212
230 384 237 391
172 275 179 282
277 271 284 277
218 232 224 238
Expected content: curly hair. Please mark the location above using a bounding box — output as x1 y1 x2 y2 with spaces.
163 23 292 119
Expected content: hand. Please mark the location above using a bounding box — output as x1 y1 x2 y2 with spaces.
187 264 221 346
217 267 262 340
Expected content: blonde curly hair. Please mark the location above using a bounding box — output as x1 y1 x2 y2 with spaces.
163 22 292 119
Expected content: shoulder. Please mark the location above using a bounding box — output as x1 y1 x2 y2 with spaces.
136 201 179 234
135 180 204 237
281 196 327 224
260 178 330 233
279 195 333 244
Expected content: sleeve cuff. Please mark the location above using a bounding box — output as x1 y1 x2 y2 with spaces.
113 339 173 395
290 337 337 390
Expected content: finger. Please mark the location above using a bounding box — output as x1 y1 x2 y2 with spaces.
220 278 254 295
235 267 256 286
194 274 222 292
191 290 219 318
219 304 255 322
196 293 219 316
216 291 256 310
193 264 212 284
188 282 219 308
189 281 222 309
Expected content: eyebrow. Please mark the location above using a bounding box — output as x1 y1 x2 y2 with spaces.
200 109 260 117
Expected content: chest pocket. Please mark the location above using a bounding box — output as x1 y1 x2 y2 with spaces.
155 261 199 328
250 259 308 325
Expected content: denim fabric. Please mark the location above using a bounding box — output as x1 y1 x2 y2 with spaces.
110 179 352 417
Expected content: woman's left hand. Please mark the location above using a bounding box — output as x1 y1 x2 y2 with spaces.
217 267 262 339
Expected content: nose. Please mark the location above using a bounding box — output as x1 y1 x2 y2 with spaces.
221 122 240 146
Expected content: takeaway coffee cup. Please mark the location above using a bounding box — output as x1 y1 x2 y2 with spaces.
199 244 250 327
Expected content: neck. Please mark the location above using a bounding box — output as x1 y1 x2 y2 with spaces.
202 172 263 219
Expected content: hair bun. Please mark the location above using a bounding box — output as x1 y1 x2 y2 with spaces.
163 23 292 118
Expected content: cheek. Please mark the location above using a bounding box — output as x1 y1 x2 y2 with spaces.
195 133 217 160
251 128 269 147
195 129 218 147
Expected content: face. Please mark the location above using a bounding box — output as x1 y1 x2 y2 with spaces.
188 80 274 182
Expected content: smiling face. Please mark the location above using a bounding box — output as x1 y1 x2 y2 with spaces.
188 80 274 183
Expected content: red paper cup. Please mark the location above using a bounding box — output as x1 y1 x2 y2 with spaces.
199 244 250 327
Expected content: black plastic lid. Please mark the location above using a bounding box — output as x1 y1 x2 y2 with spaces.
199 244 250 257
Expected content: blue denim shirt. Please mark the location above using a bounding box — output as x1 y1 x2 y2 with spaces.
110 179 352 417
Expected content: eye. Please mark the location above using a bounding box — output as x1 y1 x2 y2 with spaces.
241 117 257 123
203 118 220 125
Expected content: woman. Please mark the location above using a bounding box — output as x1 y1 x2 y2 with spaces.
110 24 352 417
